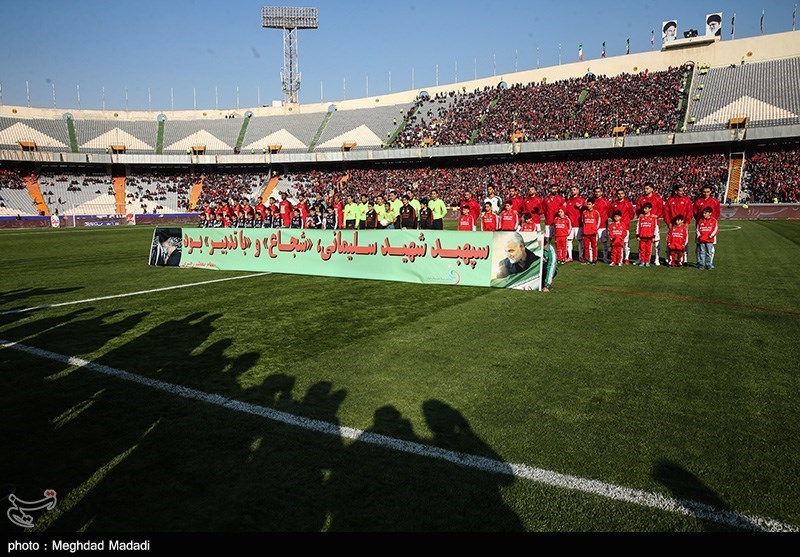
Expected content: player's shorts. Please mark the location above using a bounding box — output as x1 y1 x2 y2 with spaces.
598 228 608 243
567 227 581 241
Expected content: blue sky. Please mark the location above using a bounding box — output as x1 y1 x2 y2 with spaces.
0 0 795 110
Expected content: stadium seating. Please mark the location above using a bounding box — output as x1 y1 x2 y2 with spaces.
162 119 242 154
276 152 729 206
741 146 800 203
74 119 159 154
37 172 117 215
125 173 193 213
0 169 38 216
242 113 327 153
315 105 408 150
687 57 800 130
0 117 72 152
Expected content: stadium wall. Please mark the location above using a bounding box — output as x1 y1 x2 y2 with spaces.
1 31 798 122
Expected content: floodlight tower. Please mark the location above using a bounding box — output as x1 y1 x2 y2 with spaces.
262 6 318 105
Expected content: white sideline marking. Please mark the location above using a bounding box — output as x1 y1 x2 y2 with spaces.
0 340 795 533
719 226 743 232
0 274 270 316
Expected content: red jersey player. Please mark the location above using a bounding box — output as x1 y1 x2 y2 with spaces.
693 185 721 223
499 201 520 231
580 200 601 264
609 189 636 264
695 207 719 270
459 192 482 222
553 207 572 263
664 186 693 266
591 186 612 262
564 186 586 262
667 216 689 267
457 206 476 231
636 203 659 267
254 197 268 227
506 186 524 216
608 211 627 266
522 186 544 230
543 184 566 240
481 202 500 232
279 192 294 228
636 182 665 266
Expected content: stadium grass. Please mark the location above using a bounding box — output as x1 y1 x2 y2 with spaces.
0 222 798 532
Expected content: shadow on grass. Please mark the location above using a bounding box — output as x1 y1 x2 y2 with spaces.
1 309 523 532
0 287 84 310
652 460 759 532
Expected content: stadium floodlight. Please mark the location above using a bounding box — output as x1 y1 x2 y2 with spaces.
262 6 319 105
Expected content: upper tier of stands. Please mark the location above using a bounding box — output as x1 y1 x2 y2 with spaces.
0 57 798 154
687 57 800 130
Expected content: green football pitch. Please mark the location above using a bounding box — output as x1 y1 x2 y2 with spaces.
1 221 798 532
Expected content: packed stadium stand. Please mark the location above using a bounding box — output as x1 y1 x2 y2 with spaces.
741 145 800 203
687 57 800 130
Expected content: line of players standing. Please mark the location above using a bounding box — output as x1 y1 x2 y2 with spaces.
199 189 450 231
199 181 721 268
455 182 721 268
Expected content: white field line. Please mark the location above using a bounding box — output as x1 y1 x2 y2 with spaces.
0 227 146 237
0 274 270 316
0 340 796 533
718 226 743 232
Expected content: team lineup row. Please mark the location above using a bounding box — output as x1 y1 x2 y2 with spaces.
198 182 721 269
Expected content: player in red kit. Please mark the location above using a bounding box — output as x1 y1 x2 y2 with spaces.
458 206 476 231
279 192 294 228
591 187 612 262
201 201 215 228
333 196 345 230
254 197 268 227
506 186 524 216
667 216 689 267
460 192 482 223
636 203 659 267
580 200 601 264
609 189 635 264
481 202 500 232
636 182 665 266
522 186 544 231
500 201 520 231
553 207 572 263
564 186 586 262
608 211 627 266
543 183 566 240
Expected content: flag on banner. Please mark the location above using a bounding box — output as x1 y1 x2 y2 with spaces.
579 44 583 61
731 13 736 38
601 42 606 58
651 29 655 46
761 10 765 33
626 38 631 54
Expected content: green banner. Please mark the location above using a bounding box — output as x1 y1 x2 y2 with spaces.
151 228 543 291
